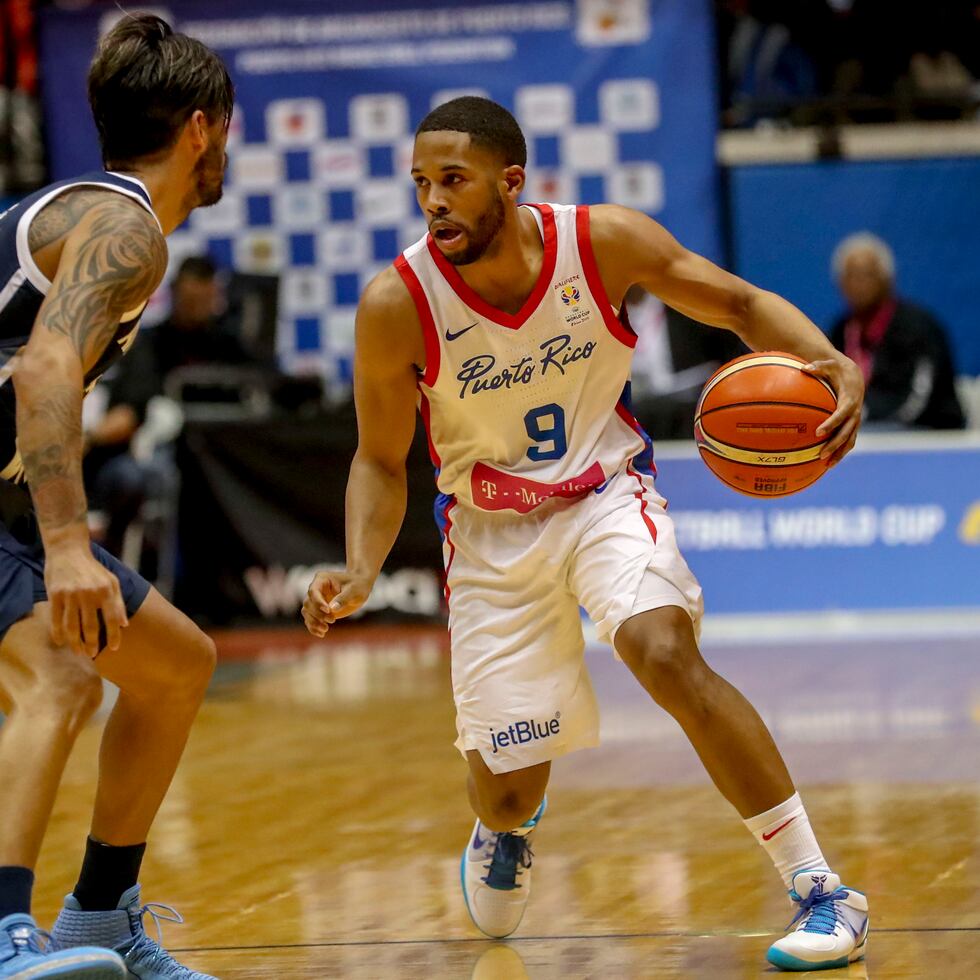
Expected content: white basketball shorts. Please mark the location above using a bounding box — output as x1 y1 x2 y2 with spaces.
443 465 703 774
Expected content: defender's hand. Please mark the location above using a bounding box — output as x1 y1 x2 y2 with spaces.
45 546 128 658
803 354 865 467
302 570 372 637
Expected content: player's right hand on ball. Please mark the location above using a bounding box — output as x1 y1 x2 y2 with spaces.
302 570 371 637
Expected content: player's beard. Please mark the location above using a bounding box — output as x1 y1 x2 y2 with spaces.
193 142 227 208
443 191 506 266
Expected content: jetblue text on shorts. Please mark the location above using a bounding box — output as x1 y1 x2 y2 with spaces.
490 713 560 754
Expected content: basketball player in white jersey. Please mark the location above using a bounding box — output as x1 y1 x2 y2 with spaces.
303 97 869 971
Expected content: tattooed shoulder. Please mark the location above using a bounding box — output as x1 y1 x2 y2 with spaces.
83 195 169 305
37 195 167 366
27 187 120 255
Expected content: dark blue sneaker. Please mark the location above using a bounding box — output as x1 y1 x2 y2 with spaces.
0 912 125 979
461 797 546 938
51 887 215 979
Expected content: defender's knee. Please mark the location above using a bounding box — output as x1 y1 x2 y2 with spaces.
29 658 103 735
196 632 218 684
176 631 216 697
153 630 216 704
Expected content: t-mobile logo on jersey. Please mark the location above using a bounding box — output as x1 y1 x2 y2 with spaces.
489 713 561 754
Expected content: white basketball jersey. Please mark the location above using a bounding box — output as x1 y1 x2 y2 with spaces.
394 203 655 519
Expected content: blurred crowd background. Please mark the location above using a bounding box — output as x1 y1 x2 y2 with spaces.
715 0 980 128
1 0 978 625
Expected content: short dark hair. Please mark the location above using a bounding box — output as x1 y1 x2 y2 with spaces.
88 14 234 168
175 256 218 282
416 96 527 167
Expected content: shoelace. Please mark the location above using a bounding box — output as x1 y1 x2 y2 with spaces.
483 833 534 891
788 886 851 936
135 902 185 945
125 935 197 978
123 902 194 978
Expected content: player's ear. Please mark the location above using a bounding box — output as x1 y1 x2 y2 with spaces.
502 165 525 200
185 109 209 153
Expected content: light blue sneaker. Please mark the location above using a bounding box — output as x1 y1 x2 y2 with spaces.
766 869 869 971
0 911 125 979
51 887 215 980
461 797 546 939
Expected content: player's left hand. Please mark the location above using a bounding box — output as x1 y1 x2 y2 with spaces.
302 569 371 637
803 354 865 467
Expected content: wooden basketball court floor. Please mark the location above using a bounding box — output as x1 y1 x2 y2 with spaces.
29 618 980 978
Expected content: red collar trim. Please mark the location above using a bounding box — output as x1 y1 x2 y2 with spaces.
425 204 557 330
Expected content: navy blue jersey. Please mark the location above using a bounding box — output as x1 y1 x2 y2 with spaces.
0 171 158 483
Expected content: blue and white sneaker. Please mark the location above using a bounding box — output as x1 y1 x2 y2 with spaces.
1 911 125 979
51 886 216 980
461 798 546 939
767 868 869 971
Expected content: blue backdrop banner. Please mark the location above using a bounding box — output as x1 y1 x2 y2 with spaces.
656 436 980 614
39 0 721 380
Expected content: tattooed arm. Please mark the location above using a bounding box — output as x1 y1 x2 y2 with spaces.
13 194 167 656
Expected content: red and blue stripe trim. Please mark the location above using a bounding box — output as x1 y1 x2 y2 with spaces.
615 381 657 478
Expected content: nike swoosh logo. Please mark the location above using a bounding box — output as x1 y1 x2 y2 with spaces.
762 816 797 841
446 321 478 342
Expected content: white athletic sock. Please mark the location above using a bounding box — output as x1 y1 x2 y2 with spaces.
743 792 828 890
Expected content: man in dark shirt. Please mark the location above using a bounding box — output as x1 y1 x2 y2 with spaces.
148 255 251 380
84 256 252 558
828 232 965 429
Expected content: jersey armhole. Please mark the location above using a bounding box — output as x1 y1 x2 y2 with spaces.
575 205 638 349
15 181 160 295
394 254 440 387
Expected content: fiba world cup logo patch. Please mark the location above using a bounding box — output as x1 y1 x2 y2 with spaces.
560 285 580 306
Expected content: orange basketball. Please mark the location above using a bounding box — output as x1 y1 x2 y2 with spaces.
694 352 837 498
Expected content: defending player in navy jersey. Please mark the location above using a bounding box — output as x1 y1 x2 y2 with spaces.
304 97 871 972
0 16 231 980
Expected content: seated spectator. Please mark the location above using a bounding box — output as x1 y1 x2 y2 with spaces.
83 255 255 562
828 232 965 429
82 390 151 563
151 255 253 386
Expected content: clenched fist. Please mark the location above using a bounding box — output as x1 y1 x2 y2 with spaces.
302 570 372 637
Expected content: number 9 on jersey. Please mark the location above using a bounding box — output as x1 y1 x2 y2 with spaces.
524 403 567 461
